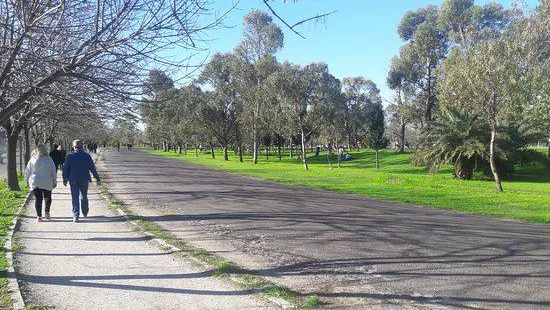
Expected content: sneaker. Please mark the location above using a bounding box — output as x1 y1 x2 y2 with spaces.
44 213 51 220
37 217 43 222
73 217 79 223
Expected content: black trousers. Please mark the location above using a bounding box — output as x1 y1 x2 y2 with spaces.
33 188 52 217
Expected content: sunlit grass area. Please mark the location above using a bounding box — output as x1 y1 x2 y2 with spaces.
0 176 27 308
144 148 550 223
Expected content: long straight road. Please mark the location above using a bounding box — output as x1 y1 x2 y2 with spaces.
99 148 550 309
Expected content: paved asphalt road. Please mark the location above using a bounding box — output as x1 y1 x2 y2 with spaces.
99 148 550 310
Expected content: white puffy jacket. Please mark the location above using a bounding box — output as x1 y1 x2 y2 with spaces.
24 156 57 191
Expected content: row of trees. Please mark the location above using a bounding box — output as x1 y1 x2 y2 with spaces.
142 10 388 171
0 1 338 191
386 0 549 191
0 1 243 190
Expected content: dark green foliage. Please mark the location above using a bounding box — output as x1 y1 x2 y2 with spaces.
412 106 488 179
261 133 272 147
364 101 388 151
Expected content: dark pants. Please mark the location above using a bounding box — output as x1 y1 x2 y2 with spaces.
70 181 89 218
33 188 52 217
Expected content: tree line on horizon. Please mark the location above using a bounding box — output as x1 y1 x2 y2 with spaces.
141 9 388 171
141 0 549 192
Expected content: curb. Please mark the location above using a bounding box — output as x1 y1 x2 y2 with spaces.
113 207 296 309
4 190 31 310
98 151 298 309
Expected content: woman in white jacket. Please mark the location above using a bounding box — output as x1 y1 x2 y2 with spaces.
24 144 57 221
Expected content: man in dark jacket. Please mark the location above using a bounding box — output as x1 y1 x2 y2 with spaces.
49 144 62 170
62 139 100 222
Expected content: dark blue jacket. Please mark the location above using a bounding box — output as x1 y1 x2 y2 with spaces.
62 148 100 184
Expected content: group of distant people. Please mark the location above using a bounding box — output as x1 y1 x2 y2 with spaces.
24 140 101 223
115 142 133 152
87 142 99 153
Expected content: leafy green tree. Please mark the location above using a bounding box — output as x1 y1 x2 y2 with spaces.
397 5 448 123
197 91 235 160
516 0 550 156
235 10 284 164
341 77 378 150
272 62 340 170
386 56 419 153
272 133 286 160
261 133 272 160
437 0 474 46
439 38 522 192
412 106 487 179
198 52 250 161
363 98 388 169
114 113 139 146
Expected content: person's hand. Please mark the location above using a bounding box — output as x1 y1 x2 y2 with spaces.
63 181 67 186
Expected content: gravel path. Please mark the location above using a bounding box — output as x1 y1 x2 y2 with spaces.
98 148 550 310
15 171 275 310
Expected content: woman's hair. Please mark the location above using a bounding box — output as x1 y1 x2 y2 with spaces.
32 144 49 157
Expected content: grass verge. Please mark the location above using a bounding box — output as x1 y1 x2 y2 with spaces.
0 176 28 309
98 183 319 309
143 148 550 223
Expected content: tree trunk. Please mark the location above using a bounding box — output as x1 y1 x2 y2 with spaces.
327 149 332 170
24 123 30 165
252 76 263 164
489 128 503 192
300 127 308 170
6 132 21 191
375 149 380 169
253 127 258 164
210 142 215 159
278 145 282 161
399 118 406 154
235 125 243 163
266 146 269 160
223 145 228 161
289 137 293 159
238 143 243 162
424 57 434 123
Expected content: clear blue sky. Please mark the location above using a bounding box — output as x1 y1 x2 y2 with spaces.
193 0 539 103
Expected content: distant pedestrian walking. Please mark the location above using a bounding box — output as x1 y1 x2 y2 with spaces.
58 146 67 167
49 144 63 170
25 144 57 222
338 147 344 168
62 139 100 222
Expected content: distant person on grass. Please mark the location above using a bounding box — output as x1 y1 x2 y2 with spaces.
25 144 57 222
62 139 100 222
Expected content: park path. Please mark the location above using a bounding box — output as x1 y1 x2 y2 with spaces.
14 170 275 310
98 148 550 310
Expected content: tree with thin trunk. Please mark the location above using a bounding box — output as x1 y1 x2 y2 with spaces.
363 98 388 169
272 61 340 170
439 39 522 192
235 10 283 164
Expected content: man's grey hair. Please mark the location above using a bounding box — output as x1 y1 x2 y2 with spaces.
72 139 83 148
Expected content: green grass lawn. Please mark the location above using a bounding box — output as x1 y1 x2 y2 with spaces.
144 148 550 223
0 177 27 308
